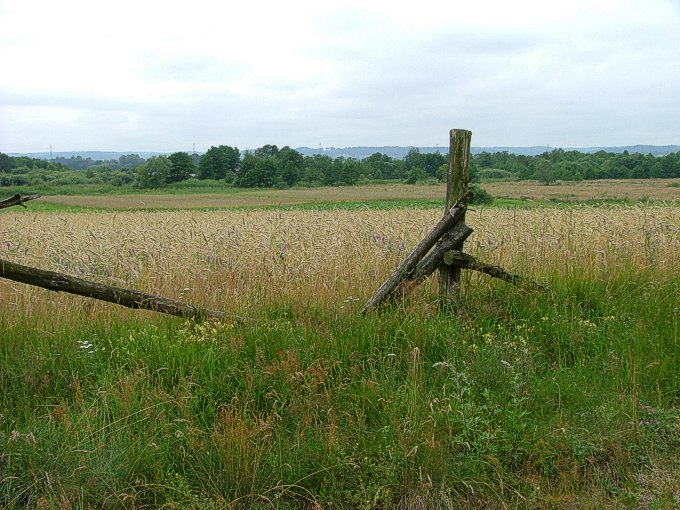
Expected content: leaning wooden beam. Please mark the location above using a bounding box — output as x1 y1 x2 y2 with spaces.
443 251 548 290
0 258 224 320
398 223 474 297
360 204 467 314
0 193 41 210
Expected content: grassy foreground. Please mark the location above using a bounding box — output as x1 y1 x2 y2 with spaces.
1 272 679 508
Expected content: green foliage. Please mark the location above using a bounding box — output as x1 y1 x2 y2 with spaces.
0 152 12 173
198 145 240 180
135 155 172 188
363 152 404 180
468 183 494 204
533 158 560 185
117 154 145 169
167 152 196 184
236 154 278 187
50 153 145 171
405 166 427 184
404 147 447 178
475 148 680 181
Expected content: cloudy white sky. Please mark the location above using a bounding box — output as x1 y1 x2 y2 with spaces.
1 0 679 153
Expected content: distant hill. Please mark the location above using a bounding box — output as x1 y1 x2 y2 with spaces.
297 145 680 158
8 145 680 161
7 151 165 160
573 145 680 156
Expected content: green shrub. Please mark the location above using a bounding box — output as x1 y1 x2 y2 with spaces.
469 184 494 205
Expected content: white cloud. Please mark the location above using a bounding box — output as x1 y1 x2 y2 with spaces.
1 0 678 151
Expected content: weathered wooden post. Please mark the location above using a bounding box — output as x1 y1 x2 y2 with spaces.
439 129 472 301
362 129 544 314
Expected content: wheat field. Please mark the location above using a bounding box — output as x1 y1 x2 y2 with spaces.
2 205 678 319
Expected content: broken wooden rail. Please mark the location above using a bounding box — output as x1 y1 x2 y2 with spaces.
0 258 224 320
0 193 41 210
362 128 545 313
1 193 223 320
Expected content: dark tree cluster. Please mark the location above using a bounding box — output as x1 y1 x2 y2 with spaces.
194 144 412 189
474 149 680 185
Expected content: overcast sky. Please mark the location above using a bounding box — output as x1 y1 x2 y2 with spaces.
1 0 679 153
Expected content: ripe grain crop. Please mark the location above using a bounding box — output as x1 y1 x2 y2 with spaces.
1 205 678 320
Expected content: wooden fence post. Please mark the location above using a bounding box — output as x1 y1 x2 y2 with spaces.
439 129 472 301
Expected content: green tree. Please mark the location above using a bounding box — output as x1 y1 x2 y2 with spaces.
533 158 558 185
167 152 196 183
404 147 421 173
405 166 426 184
118 154 145 169
281 162 299 187
304 155 333 186
436 163 447 182
277 146 303 186
236 155 278 187
339 158 360 185
135 156 171 188
0 153 13 173
362 152 391 179
253 144 279 159
199 145 240 180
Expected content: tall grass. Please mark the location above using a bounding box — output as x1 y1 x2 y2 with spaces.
1 205 679 508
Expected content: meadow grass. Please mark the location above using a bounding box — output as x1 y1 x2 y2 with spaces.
1 205 679 508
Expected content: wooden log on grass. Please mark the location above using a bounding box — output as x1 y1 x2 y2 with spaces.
0 193 41 210
439 129 472 300
360 202 468 314
0 258 224 320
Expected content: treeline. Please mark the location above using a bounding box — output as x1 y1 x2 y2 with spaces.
136 145 453 188
1 146 679 191
476 149 680 184
50 153 152 171
0 146 447 189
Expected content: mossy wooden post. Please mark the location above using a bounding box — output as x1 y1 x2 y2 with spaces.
439 129 472 301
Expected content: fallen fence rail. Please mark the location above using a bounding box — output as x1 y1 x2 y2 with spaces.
1 193 224 320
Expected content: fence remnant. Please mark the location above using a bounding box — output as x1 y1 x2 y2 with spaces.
0 193 41 210
2 130 542 320
0 194 223 320
0 258 224 320
362 128 543 313
360 200 467 314
442 251 547 290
